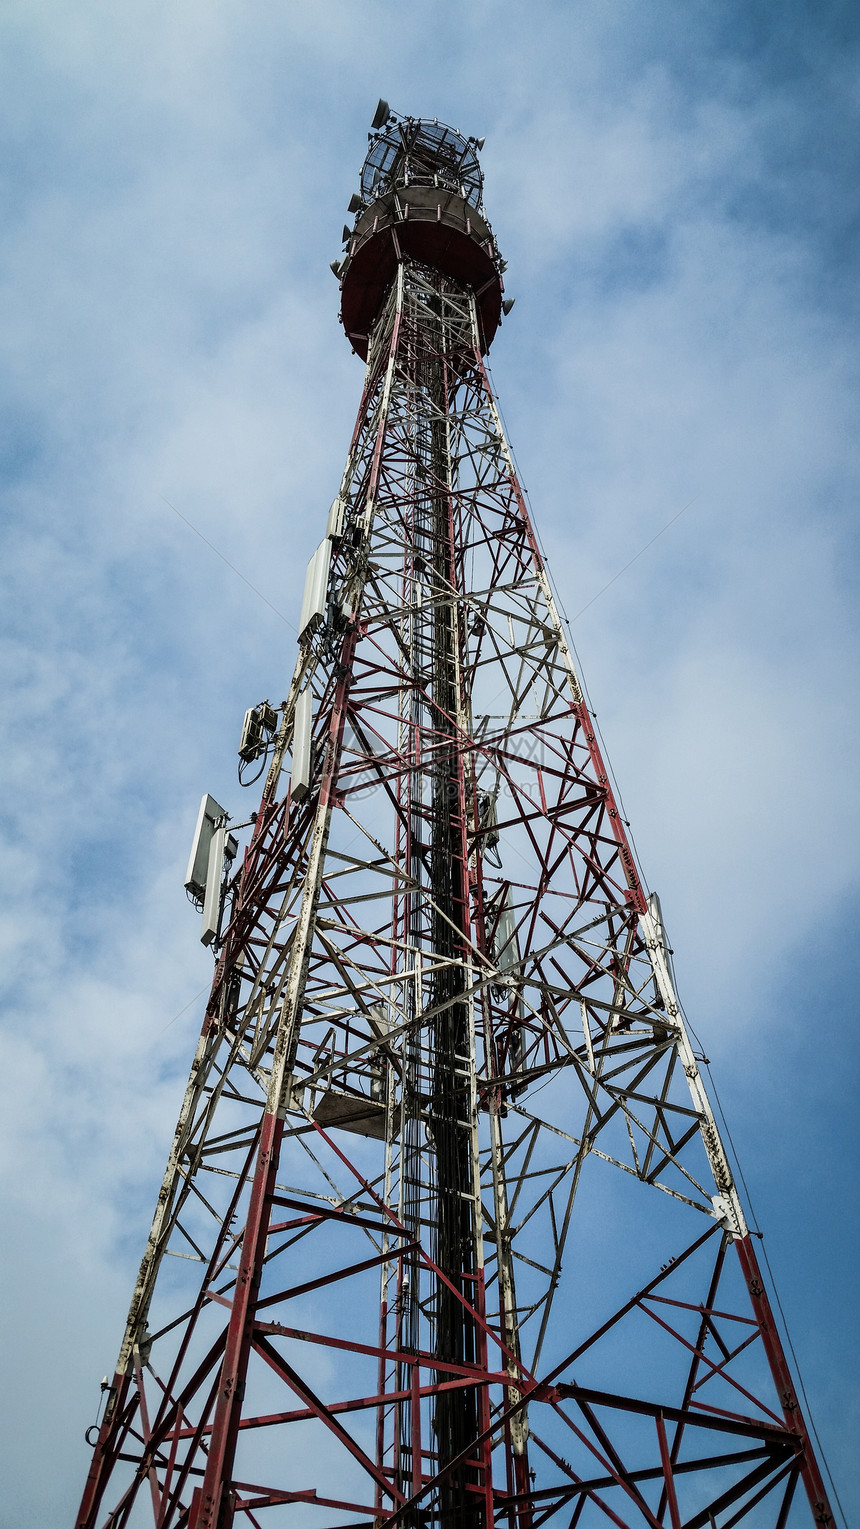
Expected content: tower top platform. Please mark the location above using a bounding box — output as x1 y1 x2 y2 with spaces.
338 103 506 360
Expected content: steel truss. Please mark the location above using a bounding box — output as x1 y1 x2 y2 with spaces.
76 260 833 1529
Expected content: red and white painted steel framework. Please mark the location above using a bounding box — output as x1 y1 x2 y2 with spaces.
75 109 835 1529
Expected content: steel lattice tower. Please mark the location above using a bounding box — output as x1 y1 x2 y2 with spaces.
76 105 834 1529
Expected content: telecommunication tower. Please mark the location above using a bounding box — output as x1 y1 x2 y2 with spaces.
75 103 834 1529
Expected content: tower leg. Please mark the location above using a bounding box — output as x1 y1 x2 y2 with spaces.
736 1236 834 1526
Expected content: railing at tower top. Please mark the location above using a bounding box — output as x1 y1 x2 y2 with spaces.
359 114 486 214
337 107 507 360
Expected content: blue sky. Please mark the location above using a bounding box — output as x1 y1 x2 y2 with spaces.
0 1 857 1523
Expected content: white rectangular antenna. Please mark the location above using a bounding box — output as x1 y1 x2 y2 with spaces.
185 793 226 903
201 823 227 946
494 885 519 974
368 1004 390 1040
326 496 345 540
239 707 257 759
298 539 332 638
200 831 237 948
291 688 313 802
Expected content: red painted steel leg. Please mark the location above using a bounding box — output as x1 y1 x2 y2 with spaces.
189 1111 283 1529
736 1235 834 1525
74 1370 131 1529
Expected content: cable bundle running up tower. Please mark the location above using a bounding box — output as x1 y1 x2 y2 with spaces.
75 103 834 1529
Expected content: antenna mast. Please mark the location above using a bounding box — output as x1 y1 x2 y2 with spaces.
75 102 834 1529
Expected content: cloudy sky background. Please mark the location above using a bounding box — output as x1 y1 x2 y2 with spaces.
0 1 857 1522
